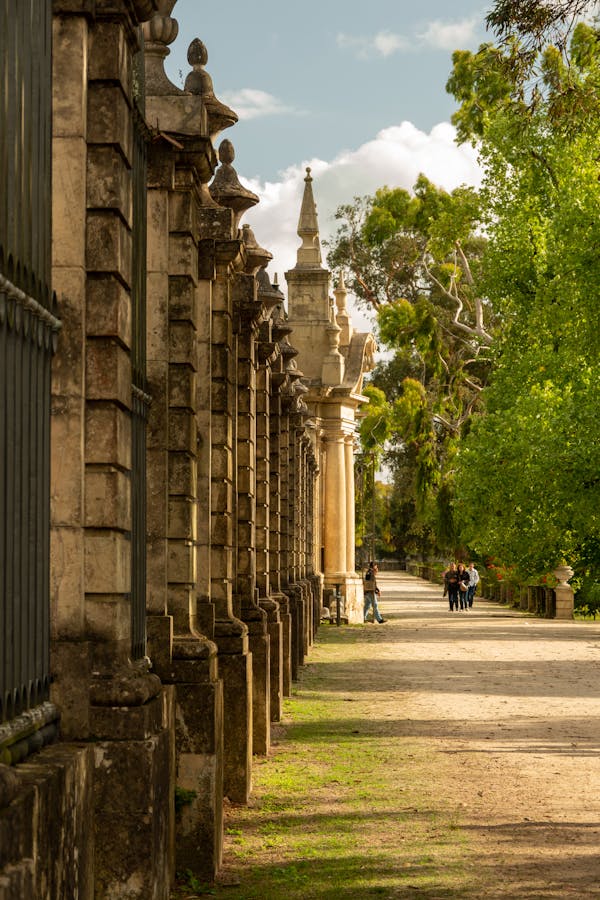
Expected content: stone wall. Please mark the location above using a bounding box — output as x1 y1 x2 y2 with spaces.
1 1 322 897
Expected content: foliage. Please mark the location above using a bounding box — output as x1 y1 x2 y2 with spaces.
174 786 197 816
486 0 598 50
448 21 600 579
328 177 495 558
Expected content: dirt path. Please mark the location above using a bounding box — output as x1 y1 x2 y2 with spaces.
375 572 600 897
205 572 600 899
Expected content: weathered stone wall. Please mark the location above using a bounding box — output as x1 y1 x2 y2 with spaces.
1 1 324 897
0 746 94 900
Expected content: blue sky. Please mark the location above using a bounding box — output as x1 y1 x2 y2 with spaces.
164 1 489 326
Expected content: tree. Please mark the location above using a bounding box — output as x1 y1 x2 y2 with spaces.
448 21 600 578
328 177 495 557
487 0 599 50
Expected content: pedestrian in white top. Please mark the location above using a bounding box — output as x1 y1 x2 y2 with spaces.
467 562 479 609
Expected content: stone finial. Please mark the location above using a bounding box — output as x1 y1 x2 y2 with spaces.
242 224 272 275
210 140 259 229
294 167 323 268
257 265 285 312
184 39 238 141
142 2 181 96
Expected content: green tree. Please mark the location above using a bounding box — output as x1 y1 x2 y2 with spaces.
328 177 493 557
448 20 600 579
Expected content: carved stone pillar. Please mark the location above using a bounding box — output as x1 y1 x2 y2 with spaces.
323 427 348 577
233 269 270 756
144 21 227 878
50 3 174 898
269 358 292 697
345 435 357 574
209 238 252 803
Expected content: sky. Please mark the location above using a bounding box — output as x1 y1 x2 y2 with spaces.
164 1 490 330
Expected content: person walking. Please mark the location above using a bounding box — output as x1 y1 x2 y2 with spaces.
363 561 386 623
457 563 470 610
467 562 479 608
444 562 460 612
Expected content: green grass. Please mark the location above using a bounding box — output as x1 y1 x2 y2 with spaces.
172 625 478 899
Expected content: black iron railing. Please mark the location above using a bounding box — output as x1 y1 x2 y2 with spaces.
129 63 150 661
0 0 58 730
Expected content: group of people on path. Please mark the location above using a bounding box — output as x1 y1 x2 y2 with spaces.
443 562 479 612
362 559 481 620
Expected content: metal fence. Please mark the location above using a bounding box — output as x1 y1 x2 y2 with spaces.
130 57 150 662
0 0 59 727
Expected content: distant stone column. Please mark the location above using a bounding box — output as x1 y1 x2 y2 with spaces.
323 428 348 578
233 267 270 757
255 268 286 722
210 241 252 803
344 436 357 574
269 352 292 696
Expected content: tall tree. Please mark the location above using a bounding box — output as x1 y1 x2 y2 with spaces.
448 20 600 578
327 177 494 556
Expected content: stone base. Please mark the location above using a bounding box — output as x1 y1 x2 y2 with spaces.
0 744 94 900
554 584 574 620
92 688 175 900
324 573 364 624
175 679 224 880
215 642 252 803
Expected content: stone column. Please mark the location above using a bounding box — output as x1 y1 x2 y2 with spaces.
144 20 227 878
256 304 284 723
269 359 292 697
210 239 252 803
345 435 357 575
51 4 175 897
233 270 270 757
323 428 348 578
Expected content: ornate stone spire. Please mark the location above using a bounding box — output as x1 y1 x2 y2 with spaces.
184 39 238 141
209 139 259 229
295 167 323 268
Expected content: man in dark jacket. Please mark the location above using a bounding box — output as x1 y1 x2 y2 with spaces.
363 561 386 623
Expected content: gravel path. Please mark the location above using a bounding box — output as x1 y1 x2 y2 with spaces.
373 572 600 898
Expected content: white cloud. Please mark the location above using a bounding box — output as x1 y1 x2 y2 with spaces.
419 17 479 51
336 30 409 59
237 121 482 334
219 88 296 120
338 17 480 59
